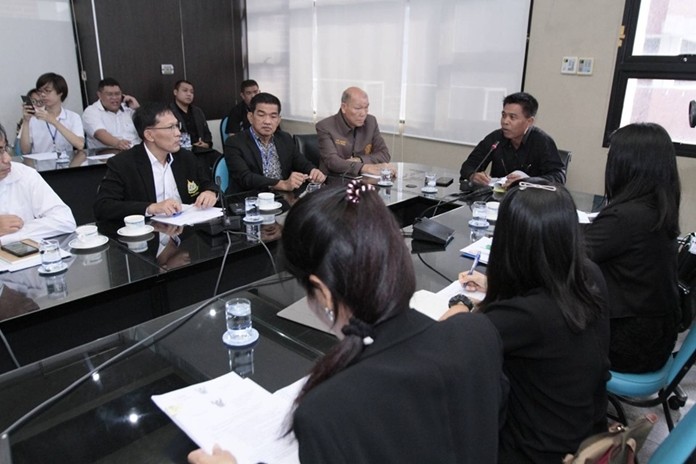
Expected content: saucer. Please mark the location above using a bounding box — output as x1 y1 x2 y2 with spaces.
69 235 108 250
468 219 490 229
377 181 394 187
38 262 68 275
222 328 260 347
421 186 438 193
243 215 264 223
117 225 154 237
259 201 282 212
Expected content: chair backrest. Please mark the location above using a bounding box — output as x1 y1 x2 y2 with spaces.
212 155 229 193
294 133 321 168
648 404 696 463
558 149 572 174
667 321 696 386
220 116 229 144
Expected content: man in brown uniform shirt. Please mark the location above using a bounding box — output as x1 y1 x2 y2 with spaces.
316 87 395 177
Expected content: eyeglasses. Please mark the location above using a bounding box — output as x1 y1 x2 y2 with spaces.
0 145 11 155
518 182 557 192
147 122 183 133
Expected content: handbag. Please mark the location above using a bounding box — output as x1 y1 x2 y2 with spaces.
562 414 657 464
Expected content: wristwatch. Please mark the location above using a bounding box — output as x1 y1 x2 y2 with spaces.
448 294 474 311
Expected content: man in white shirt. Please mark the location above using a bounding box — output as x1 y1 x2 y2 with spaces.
82 77 141 150
0 124 76 245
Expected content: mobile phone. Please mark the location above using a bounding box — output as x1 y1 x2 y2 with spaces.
21 95 35 111
1 241 39 258
436 176 454 187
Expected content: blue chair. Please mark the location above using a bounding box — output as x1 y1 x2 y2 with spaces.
220 116 229 145
648 405 696 463
212 155 229 194
608 322 696 431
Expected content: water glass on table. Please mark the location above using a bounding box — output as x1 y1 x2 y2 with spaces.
223 297 259 346
39 239 64 273
469 201 490 228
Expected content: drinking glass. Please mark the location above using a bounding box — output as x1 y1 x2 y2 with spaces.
39 239 64 273
469 201 489 228
225 298 253 341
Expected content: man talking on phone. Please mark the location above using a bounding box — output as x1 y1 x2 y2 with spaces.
0 123 76 245
82 77 141 151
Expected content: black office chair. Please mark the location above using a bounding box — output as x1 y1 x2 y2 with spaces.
558 149 572 175
294 133 321 168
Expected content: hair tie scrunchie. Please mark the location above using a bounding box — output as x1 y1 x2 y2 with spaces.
341 317 375 346
345 180 375 204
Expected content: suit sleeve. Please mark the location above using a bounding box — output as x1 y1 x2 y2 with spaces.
460 138 493 182
359 122 390 164
535 134 566 184
94 157 152 221
583 208 627 264
316 121 362 176
223 136 278 192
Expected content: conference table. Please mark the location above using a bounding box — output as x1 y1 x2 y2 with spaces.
0 163 464 370
0 164 604 463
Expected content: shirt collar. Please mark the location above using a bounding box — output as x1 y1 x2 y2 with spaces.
144 143 173 167
249 126 274 147
96 100 125 113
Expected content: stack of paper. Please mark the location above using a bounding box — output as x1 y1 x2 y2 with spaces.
460 236 492 264
152 371 300 464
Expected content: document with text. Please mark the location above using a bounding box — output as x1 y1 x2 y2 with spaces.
152 371 299 464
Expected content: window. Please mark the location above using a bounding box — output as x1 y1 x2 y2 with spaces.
606 0 696 157
247 0 531 146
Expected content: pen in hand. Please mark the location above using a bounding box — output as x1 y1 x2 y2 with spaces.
468 251 481 275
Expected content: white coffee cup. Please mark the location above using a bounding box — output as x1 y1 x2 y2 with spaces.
76 225 99 244
258 192 275 209
124 214 145 230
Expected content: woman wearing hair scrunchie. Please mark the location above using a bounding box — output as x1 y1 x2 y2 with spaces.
189 181 508 464
450 180 610 464
584 123 681 374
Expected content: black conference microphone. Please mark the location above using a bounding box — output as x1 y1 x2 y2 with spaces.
467 141 500 189
214 176 240 231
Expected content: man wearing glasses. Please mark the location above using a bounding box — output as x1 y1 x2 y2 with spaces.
93 102 218 222
82 77 141 150
0 123 75 245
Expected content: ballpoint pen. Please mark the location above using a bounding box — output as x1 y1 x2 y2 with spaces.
468 251 481 275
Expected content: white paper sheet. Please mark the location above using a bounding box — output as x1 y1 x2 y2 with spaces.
152 372 299 464
459 236 492 264
436 280 487 304
151 204 223 226
577 210 598 224
22 152 58 161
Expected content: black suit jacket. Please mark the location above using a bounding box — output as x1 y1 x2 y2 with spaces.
293 310 508 463
223 128 316 194
94 143 217 221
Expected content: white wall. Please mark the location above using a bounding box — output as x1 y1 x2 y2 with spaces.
0 0 82 142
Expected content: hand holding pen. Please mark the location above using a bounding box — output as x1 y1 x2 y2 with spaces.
459 253 487 293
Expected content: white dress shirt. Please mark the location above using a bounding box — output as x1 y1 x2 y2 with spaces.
82 101 141 149
144 145 181 204
0 162 76 245
26 107 84 153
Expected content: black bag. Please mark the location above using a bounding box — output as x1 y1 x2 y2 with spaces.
677 233 696 332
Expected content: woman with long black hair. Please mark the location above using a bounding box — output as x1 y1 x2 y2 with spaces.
585 122 681 373
189 181 508 464
453 181 610 464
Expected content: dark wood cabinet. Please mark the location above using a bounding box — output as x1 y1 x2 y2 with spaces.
71 0 246 119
